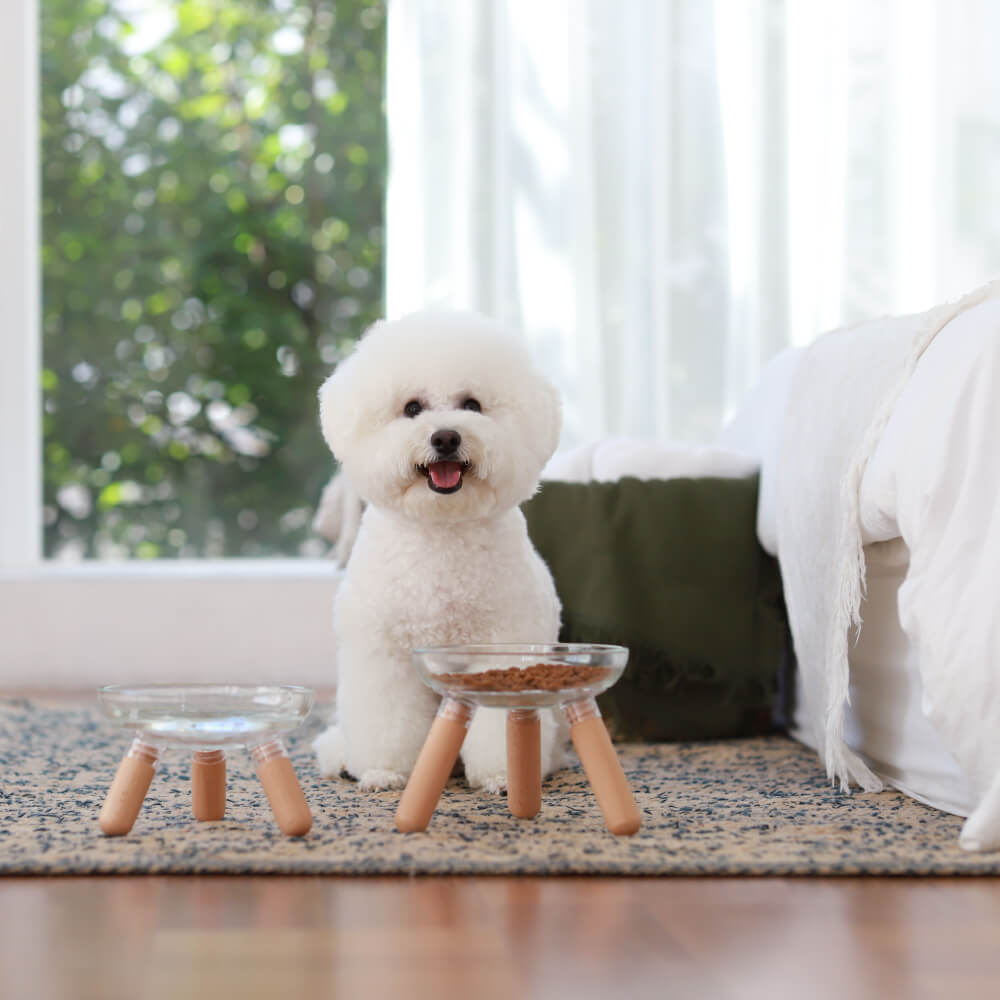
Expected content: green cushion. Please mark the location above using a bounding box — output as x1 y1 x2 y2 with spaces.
522 476 789 741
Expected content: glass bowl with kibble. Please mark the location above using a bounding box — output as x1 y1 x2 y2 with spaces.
395 643 640 837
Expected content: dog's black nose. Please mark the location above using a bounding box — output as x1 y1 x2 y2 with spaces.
431 429 462 455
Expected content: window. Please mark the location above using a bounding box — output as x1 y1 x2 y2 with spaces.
1 0 389 682
41 0 386 560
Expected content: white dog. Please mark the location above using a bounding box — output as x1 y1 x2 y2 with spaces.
312 310 565 792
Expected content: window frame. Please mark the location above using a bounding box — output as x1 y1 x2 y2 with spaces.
0 0 340 687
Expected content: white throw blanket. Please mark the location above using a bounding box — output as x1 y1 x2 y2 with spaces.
772 279 1000 849
542 436 757 483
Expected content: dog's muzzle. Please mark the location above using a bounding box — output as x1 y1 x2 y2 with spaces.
418 427 470 494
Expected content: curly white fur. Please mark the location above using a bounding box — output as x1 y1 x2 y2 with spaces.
312 310 566 791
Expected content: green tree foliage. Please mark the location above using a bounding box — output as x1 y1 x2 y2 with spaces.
40 0 385 558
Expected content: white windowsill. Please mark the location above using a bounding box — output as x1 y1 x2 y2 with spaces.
0 558 341 582
0 560 343 688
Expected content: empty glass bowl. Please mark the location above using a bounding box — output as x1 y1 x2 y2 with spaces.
97 684 315 838
98 684 315 748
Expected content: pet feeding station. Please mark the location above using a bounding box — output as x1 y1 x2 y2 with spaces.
97 684 315 837
396 644 641 836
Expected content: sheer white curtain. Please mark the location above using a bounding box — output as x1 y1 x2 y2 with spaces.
385 0 1000 447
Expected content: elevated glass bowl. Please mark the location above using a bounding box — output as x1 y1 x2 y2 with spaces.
411 643 629 708
398 643 640 836
96 684 316 838
98 684 315 749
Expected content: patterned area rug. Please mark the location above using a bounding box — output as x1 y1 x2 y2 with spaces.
1 698 996 875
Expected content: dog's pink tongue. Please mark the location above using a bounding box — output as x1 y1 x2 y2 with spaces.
429 461 462 489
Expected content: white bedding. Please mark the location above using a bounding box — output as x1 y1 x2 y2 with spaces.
859 295 1000 848
843 537 972 818
736 287 1000 848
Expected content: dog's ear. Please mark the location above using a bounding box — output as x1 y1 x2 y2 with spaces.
358 318 386 340
317 364 354 460
533 372 563 463
317 317 385 458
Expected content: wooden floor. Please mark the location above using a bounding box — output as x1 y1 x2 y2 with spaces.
2 876 999 999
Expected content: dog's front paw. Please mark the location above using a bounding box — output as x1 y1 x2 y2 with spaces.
313 724 346 778
357 769 409 791
465 770 508 795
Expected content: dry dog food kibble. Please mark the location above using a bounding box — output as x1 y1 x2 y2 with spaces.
435 663 609 692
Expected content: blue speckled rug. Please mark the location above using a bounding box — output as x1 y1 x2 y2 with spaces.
1 698 996 875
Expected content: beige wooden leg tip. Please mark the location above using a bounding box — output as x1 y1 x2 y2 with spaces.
278 813 313 838
98 815 135 837
607 814 641 837
509 803 541 820
394 811 429 834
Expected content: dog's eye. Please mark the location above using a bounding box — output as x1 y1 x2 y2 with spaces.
403 400 423 418
462 398 482 413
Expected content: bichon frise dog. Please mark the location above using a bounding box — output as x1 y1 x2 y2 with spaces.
312 310 566 792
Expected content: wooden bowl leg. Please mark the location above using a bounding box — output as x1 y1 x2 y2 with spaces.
191 749 226 821
99 738 159 836
564 698 641 836
252 740 312 837
506 709 541 819
395 698 475 833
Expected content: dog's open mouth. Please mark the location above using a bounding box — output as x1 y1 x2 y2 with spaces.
417 461 471 494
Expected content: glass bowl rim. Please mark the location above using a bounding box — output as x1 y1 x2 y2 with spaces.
98 683 315 697
96 684 316 745
411 642 628 656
